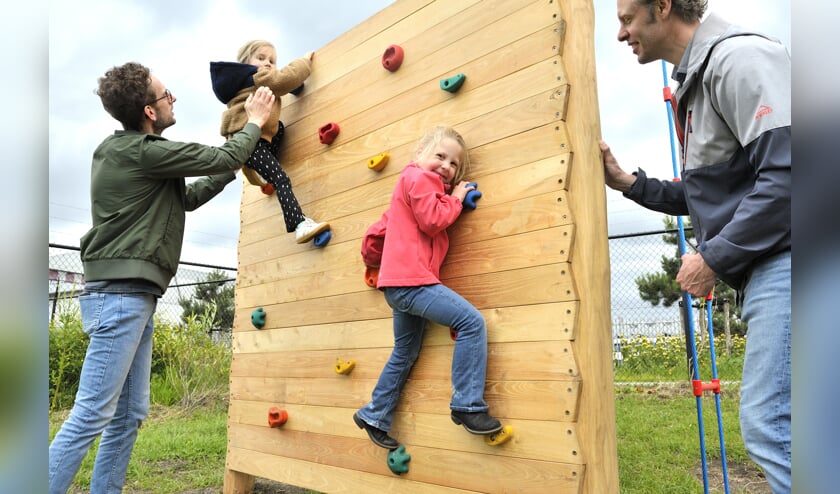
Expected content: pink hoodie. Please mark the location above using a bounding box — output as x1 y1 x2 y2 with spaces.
361 163 463 288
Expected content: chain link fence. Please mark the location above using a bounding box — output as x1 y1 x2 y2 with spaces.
50 229 733 376
49 244 236 346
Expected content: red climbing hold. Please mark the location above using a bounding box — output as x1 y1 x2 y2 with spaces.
381 45 404 72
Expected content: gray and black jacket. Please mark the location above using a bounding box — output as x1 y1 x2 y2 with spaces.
626 13 791 289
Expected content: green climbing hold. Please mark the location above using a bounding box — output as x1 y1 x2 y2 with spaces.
387 444 411 475
440 73 466 93
251 307 266 329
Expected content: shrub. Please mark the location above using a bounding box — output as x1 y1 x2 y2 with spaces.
49 303 232 411
49 306 89 410
150 305 232 410
614 333 745 382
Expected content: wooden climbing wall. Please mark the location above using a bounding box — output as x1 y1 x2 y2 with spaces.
225 0 618 493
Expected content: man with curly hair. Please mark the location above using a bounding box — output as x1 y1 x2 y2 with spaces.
601 1 791 492
48 62 275 494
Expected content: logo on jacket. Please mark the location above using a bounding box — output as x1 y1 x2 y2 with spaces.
754 104 773 120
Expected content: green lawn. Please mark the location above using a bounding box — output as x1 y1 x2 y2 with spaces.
49 384 768 493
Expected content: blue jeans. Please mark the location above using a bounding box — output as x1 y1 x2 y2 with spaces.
356 284 489 432
739 251 791 493
49 289 157 494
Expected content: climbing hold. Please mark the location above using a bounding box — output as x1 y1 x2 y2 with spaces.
364 266 380 288
387 445 411 474
450 327 458 341
335 358 356 375
251 307 266 329
367 153 390 172
440 73 466 93
381 45 404 72
268 406 288 428
463 182 482 209
484 425 514 446
313 230 332 247
290 83 304 96
260 183 275 195
318 122 340 144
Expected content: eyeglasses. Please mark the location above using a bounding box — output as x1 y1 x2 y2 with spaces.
146 89 173 105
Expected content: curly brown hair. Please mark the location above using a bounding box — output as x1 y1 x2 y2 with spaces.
96 62 155 131
636 0 707 23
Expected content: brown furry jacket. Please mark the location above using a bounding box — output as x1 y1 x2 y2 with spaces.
211 57 311 141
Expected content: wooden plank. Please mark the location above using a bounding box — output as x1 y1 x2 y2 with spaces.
228 421 583 492
282 1 563 149
236 225 570 306
442 225 573 279
231 340 579 382
558 0 619 492
296 0 435 69
237 122 570 232
228 409 583 465
282 0 483 110
222 467 254 494
226 446 480 494
237 187 572 278
233 302 578 349
445 262 578 309
230 377 579 422
233 261 576 331
281 67 567 180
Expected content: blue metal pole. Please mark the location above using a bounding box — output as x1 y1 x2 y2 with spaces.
660 60 709 494
705 296 731 493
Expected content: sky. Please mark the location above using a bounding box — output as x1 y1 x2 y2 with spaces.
48 0 791 268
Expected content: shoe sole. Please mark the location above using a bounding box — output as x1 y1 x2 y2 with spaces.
451 414 503 435
296 222 331 244
353 413 398 450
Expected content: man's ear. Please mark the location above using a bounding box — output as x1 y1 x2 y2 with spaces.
658 0 671 17
143 105 156 122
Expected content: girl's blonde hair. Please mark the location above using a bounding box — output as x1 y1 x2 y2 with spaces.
414 126 470 184
236 40 275 64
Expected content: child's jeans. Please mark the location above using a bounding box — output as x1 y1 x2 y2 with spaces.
357 284 489 432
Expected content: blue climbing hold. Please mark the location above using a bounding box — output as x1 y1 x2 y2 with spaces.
387 444 411 475
463 182 482 209
290 83 304 96
313 230 332 247
440 73 466 93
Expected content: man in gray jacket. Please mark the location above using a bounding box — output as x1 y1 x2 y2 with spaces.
601 1 791 492
48 63 275 494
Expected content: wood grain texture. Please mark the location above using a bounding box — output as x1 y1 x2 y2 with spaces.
225 0 616 492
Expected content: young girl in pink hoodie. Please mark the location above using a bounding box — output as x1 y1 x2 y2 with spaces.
353 126 501 449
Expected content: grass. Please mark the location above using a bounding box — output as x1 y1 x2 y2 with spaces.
49 384 768 493
616 383 768 494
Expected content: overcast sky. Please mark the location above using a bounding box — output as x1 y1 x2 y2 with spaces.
48 0 791 267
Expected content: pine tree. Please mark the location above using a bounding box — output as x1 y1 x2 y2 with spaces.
635 217 746 336
178 270 235 331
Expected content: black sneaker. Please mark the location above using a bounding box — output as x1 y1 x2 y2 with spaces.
451 411 503 435
353 412 399 449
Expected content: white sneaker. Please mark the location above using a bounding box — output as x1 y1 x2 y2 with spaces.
295 217 330 244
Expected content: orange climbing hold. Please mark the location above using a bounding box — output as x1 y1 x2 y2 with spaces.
268 406 288 428
364 266 379 288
